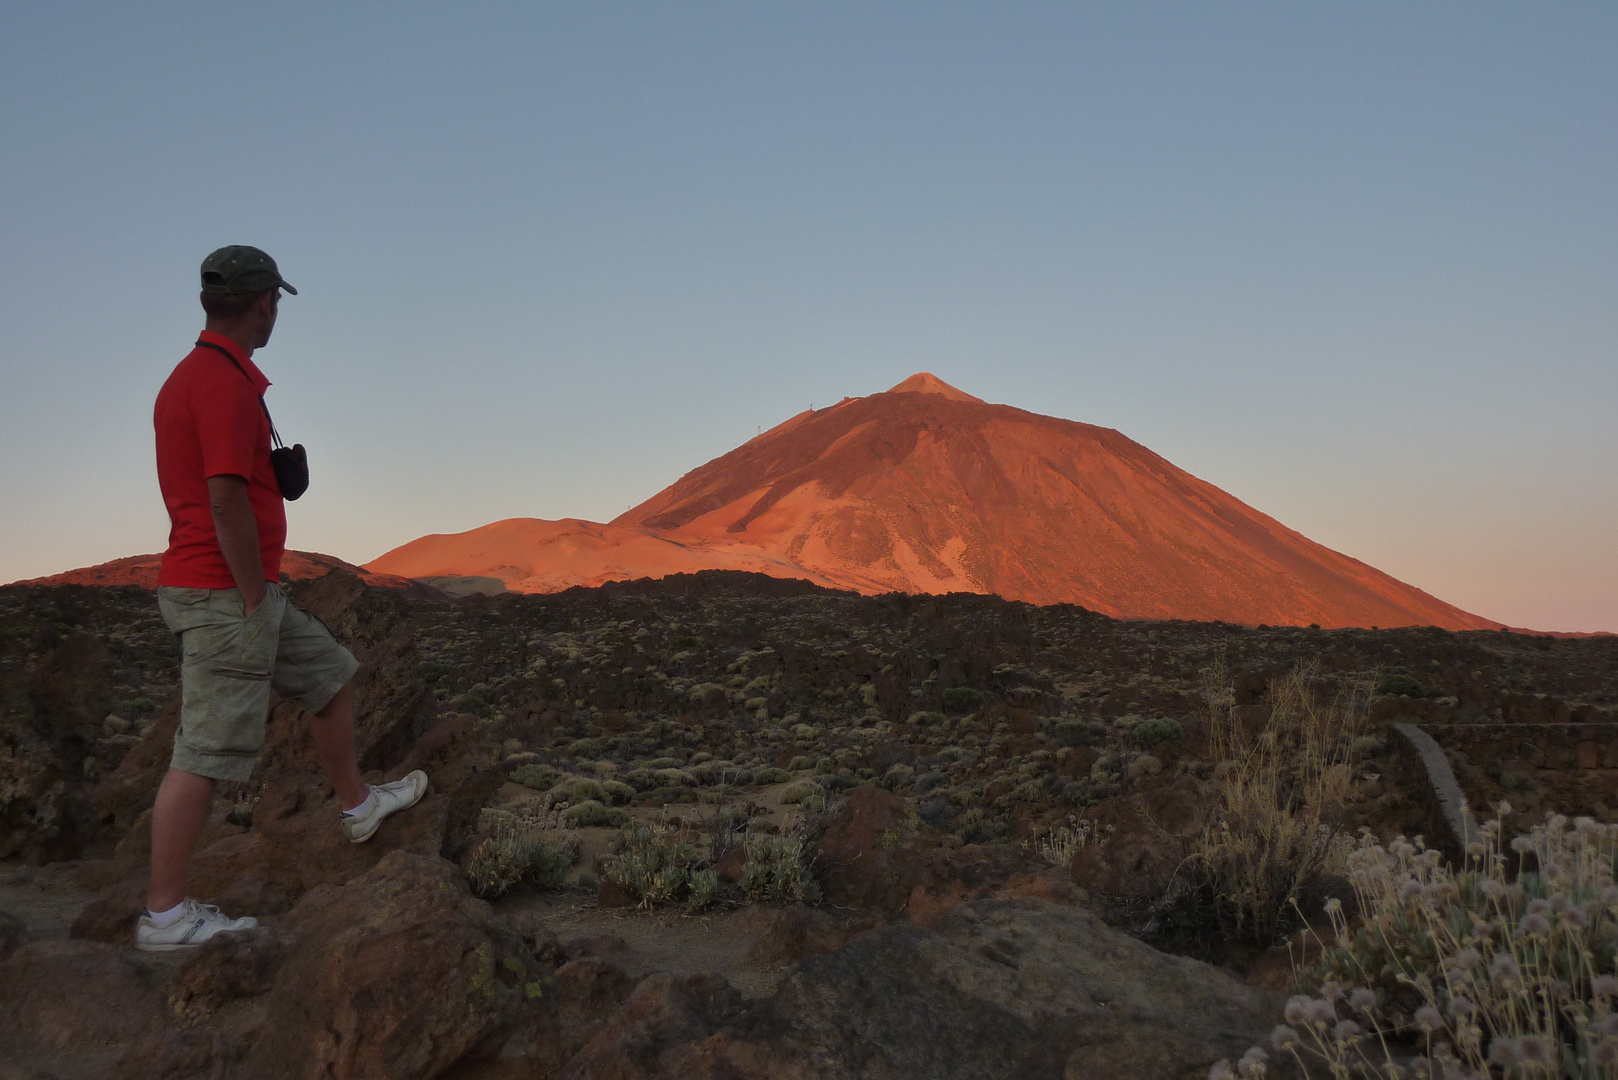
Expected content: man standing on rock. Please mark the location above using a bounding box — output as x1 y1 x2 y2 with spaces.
138 246 428 951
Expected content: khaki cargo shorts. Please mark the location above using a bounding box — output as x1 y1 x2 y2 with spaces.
157 582 359 782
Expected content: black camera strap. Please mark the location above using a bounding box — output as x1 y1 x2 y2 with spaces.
193 339 310 500
194 339 288 450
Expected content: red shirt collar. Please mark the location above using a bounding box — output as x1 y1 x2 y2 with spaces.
197 330 272 394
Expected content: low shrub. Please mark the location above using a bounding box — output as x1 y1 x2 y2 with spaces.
562 800 629 828
882 763 916 790
941 686 984 714
1131 716 1184 748
907 710 948 727
779 781 820 805
1054 718 1105 747
466 821 579 899
641 785 696 804
509 764 559 791
601 825 706 910
740 835 821 904
552 777 605 804
1375 670 1438 699
599 779 637 805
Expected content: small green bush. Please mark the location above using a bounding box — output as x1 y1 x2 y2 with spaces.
1053 719 1093 747
907 710 948 727
509 764 559 791
552 777 605 804
602 825 705 910
1376 671 1436 698
466 830 578 899
116 696 157 718
779 781 821 805
562 800 629 828
740 835 820 904
687 868 720 910
599 779 637 805
641 785 696 804
1131 716 1183 748
940 686 984 714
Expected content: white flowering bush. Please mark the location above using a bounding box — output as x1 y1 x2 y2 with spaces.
1212 806 1618 1079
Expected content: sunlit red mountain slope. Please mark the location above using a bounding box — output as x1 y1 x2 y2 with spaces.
11 551 431 595
367 374 1500 630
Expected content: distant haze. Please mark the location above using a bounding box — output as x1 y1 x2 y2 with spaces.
0 5 1613 630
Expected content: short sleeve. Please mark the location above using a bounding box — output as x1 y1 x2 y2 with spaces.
192 368 263 481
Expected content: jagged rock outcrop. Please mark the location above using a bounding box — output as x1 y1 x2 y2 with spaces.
238 851 542 1080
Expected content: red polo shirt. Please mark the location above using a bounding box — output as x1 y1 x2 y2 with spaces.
154 331 287 587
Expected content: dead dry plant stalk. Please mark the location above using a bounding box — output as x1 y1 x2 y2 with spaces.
1195 662 1372 943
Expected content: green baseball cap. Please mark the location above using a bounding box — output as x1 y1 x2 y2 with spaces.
199 245 297 296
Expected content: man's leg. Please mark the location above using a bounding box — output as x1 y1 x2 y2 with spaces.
147 768 217 912
274 603 427 841
307 680 369 810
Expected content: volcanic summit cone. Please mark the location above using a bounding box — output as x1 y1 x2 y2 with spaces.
367 374 1495 629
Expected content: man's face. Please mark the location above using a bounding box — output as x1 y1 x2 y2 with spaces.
250 289 280 349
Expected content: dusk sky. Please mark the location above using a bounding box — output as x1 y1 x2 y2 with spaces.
2 4 1614 631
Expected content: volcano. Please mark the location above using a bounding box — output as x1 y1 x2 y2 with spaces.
366 374 1497 630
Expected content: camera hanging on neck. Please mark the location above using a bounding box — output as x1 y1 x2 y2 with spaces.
194 340 310 500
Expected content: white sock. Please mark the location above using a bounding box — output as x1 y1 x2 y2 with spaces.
342 789 375 817
147 900 188 927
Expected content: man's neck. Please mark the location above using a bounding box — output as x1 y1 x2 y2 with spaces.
201 323 256 357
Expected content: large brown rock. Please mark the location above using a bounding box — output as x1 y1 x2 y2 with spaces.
239 849 542 1080
814 785 929 911
0 629 114 860
708 897 1278 1080
0 908 26 961
558 971 747 1080
483 955 638 1077
0 939 162 1053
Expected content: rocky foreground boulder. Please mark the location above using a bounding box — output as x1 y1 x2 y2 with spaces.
1 851 1276 1079
659 898 1277 1080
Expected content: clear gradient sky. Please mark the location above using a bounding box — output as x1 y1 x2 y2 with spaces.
2 4 1614 631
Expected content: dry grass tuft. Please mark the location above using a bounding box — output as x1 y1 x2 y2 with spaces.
1190 663 1372 944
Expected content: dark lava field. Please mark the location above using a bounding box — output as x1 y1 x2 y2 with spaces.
6 569 1618 872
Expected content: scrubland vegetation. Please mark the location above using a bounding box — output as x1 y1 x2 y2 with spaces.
7 573 1618 1080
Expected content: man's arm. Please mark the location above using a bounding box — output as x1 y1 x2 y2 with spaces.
207 474 267 614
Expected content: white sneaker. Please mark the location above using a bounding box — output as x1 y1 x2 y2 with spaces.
135 899 258 952
340 770 429 844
